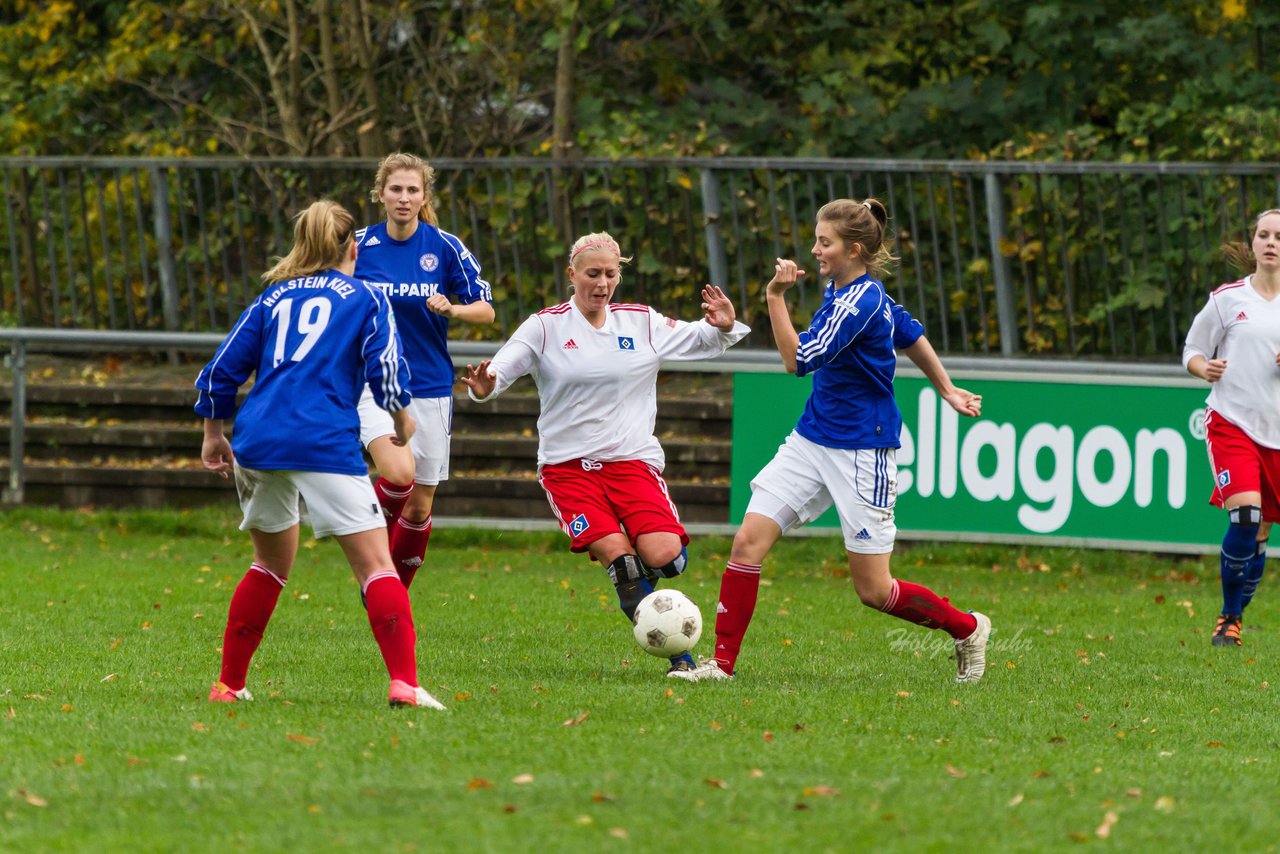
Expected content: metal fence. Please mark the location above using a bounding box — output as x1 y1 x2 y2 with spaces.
3 156 1278 357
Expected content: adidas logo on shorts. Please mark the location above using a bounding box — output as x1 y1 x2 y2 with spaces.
855 528 872 541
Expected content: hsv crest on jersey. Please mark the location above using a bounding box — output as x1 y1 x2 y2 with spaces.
363 235 381 247
617 336 635 351
569 513 590 536
562 339 578 350
419 253 439 273
1218 470 1232 488
1236 310 1248 321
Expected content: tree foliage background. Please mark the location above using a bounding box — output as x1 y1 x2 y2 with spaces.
3 0 1278 162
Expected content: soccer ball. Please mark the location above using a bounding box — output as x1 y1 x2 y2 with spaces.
632 589 703 658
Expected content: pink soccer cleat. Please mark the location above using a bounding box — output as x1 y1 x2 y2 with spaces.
388 679 447 710
208 681 254 703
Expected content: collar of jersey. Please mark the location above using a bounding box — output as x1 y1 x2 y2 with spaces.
831 272 873 294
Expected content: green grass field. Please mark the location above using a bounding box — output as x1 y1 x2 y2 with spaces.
2 506 1277 852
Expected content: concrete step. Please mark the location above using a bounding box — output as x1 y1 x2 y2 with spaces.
0 462 731 523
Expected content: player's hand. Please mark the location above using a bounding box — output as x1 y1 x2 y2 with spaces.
943 387 982 418
765 258 804 297
461 359 496 398
426 294 455 318
391 410 416 447
201 435 235 478
701 285 736 331
1205 358 1227 382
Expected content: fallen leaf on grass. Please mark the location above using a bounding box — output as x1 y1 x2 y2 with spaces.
503 805 518 814
763 731 773 743
591 792 615 803
896 691 911 697
512 774 534 784
563 711 590 727
19 790 47 807
802 785 840 797
307 804 321 814
191 722 208 733
1154 796 1175 813
285 733 319 745
100 673 117 683
60 704 73 712
704 778 728 789
1205 741 1225 748
454 691 472 702
1095 810 1118 839
1008 793 1024 807
467 778 494 790
609 828 628 839
750 769 764 778
1032 770 1050 778
709 721 723 730
945 765 967 778
73 754 85 766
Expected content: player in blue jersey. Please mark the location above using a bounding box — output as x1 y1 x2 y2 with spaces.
196 199 445 710
676 198 991 685
354 152 495 590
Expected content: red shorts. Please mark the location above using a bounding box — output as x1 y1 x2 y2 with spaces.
1205 409 1280 521
538 459 689 553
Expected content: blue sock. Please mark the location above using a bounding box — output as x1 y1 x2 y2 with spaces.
670 652 695 668
1221 508 1260 617
1242 542 1267 613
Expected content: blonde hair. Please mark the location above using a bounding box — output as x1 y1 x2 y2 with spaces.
568 231 632 268
369 151 438 227
261 200 355 283
1224 208 1280 273
815 198 897 279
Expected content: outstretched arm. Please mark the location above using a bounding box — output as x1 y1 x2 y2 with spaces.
765 259 804 374
902 335 982 417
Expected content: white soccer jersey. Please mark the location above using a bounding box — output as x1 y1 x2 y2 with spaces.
1183 276 1280 448
472 301 749 469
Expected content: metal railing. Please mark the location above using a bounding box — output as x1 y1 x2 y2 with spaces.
2 156 1278 358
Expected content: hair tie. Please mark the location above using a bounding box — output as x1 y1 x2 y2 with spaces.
862 201 873 210
570 239 618 260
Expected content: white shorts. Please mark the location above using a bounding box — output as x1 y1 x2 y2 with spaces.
357 388 452 485
234 465 385 539
748 430 897 554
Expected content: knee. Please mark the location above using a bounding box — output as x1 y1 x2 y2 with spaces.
856 587 889 609
641 545 687 579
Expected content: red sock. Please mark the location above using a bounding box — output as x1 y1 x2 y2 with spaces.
373 478 414 531
364 572 418 686
218 564 286 691
711 561 761 674
389 515 431 588
881 578 977 639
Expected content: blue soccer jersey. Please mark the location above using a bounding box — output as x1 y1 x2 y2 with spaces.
793 273 924 450
354 221 492 398
194 270 411 475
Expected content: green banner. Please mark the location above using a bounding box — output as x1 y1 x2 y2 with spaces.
730 371 1220 552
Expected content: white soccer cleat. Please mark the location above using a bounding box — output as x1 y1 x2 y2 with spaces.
671 658 734 682
954 612 992 684
388 679 447 710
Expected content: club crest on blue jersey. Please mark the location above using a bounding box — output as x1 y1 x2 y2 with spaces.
419 253 439 273
617 336 635 351
1218 470 1231 488
569 514 590 536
